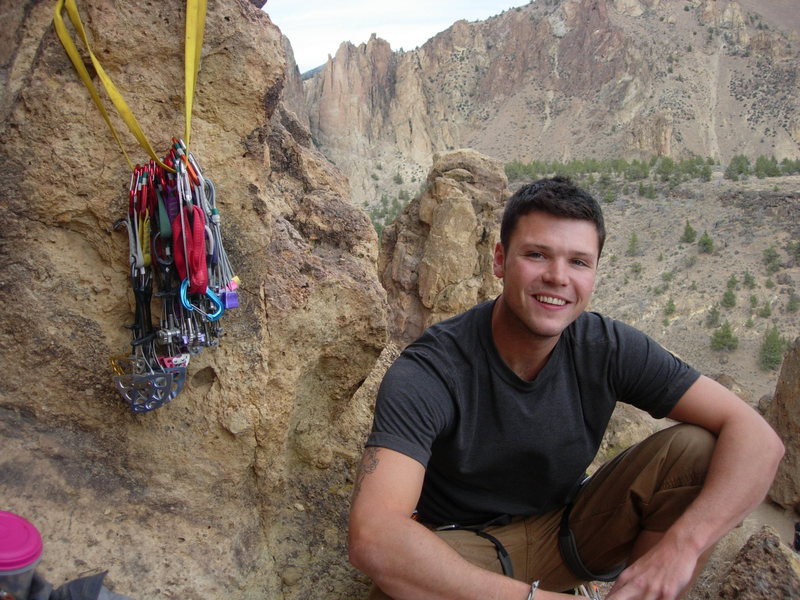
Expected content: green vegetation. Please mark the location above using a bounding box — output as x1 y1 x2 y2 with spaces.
711 321 738 351
705 306 721 328
502 154 798 191
698 231 714 254
721 289 736 308
788 293 800 314
680 221 697 244
759 325 787 371
626 232 640 257
763 246 781 274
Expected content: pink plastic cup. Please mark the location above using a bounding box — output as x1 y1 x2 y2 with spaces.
0 511 43 600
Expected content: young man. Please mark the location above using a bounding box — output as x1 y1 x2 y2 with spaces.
349 178 784 600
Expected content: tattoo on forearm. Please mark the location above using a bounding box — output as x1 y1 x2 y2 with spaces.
352 447 380 500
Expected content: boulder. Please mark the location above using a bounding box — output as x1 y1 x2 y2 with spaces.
766 337 800 512
379 149 506 344
718 526 800 599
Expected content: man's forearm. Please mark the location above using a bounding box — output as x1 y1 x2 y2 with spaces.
350 514 579 600
350 513 527 600
665 410 784 555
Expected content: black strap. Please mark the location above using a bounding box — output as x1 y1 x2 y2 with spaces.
435 518 515 578
558 500 625 582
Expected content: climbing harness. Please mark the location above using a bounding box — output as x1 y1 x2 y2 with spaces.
54 0 237 412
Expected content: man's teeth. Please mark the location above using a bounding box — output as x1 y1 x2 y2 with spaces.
536 295 566 306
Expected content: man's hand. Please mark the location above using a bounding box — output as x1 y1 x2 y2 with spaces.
605 530 699 600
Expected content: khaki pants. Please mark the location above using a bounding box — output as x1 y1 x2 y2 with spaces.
367 424 716 597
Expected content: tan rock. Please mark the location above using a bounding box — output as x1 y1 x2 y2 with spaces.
767 337 800 512
1 1 386 598
379 149 506 344
718 526 800 599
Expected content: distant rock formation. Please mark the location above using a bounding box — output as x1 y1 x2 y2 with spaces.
302 0 800 208
379 149 506 344
766 337 800 512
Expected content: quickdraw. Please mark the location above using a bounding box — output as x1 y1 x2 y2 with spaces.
112 139 238 412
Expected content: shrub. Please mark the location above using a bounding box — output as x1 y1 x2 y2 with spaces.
626 232 640 257
759 326 786 370
758 301 772 318
724 154 750 180
705 306 721 327
763 246 781 274
680 221 697 243
711 321 738 351
743 272 756 289
665 298 676 316
698 231 714 254
721 289 736 308
787 293 800 313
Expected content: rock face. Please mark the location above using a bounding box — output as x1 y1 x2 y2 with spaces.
378 150 506 344
302 0 800 208
718 526 800 599
766 337 800 512
0 2 385 599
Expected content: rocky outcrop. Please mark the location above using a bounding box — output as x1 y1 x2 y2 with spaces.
0 2 385 599
378 149 506 344
766 337 800 512
718 526 800 599
303 0 800 208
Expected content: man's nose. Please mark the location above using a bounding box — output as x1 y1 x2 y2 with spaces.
543 260 568 285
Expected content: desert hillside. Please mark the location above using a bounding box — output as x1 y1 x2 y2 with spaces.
289 0 800 212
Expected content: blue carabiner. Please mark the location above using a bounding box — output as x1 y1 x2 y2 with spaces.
180 278 224 321
204 287 224 322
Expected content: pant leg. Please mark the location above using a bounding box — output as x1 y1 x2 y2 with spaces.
565 424 716 579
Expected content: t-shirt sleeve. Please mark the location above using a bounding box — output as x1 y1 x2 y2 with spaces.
366 352 454 468
611 320 701 419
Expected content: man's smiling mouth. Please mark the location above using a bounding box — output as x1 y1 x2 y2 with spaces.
535 295 567 306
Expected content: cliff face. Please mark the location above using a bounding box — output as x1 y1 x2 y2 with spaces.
303 0 800 208
0 1 385 598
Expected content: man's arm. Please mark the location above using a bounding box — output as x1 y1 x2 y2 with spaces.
607 375 785 600
349 446 572 600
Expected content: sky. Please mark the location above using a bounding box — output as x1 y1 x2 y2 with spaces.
263 1 525 73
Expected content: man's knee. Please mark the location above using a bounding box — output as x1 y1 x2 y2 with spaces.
639 424 716 530
654 423 716 485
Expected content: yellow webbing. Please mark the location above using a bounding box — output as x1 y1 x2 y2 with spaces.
53 0 207 169
184 0 207 148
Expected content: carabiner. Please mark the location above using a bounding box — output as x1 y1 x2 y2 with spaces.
179 278 224 321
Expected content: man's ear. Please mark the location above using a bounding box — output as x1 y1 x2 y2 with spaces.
492 242 505 279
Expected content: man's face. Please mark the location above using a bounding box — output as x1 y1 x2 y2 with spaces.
493 211 599 341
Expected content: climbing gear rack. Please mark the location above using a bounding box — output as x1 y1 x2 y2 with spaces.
111 141 238 412
54 0 237 412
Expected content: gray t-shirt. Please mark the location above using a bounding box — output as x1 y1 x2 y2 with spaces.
367 300 700 526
